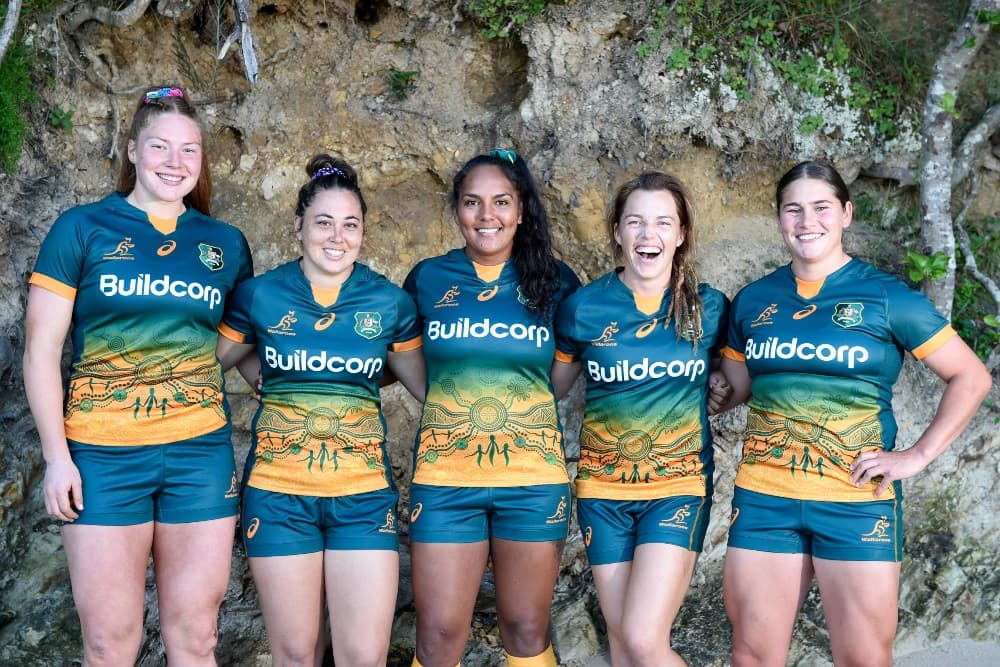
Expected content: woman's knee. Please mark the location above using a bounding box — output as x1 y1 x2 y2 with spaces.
497 614 550 656
81 623 143 666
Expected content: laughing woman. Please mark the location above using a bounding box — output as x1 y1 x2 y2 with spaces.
24 87 253 665
217 154 424 667
553 172 729 666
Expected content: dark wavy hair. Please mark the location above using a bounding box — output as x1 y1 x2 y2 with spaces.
607 171 703 343
775 160 850 210
294 154 367 221
450 152 559 318
116 86 212 216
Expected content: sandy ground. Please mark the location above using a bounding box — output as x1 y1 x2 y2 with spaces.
576 639 1000 666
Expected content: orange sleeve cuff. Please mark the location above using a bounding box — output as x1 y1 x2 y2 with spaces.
912 326 956 360
392 335 423 353
553 349 575 364
721 346 745 362
217 322 246 343
29 273 77 300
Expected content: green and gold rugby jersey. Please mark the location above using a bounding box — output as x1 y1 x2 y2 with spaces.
722 259 954 501
403 249 580 487
30 193 252 446
555 272 729 500
220 261 421 497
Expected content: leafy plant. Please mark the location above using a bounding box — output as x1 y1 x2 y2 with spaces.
798 113 824 134
466 0 554 39
953 216 1000 360
388 67 419 100
904 251 950 283
0 43 36 173
48 106 74 133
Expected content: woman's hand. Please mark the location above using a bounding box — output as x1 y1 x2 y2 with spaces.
849 448 931 498
707 370 733 415
44 457 83 522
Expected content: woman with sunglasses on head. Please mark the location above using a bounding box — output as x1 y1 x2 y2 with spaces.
403 148 580 667
552 171 730 666
719 160 991 666
217 154 424 667
24 86 253 665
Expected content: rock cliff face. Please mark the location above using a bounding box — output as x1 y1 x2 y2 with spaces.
0 1 996 665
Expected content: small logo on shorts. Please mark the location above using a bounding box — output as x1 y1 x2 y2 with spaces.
478 285 499 301
410 502 423 523
379 509 397 534
546 496 568 525
659 504 692 529
729 507 740 527
246 517 261 540
860 516 892 543
224 473 239 499
750 304 778 327
583 526 593 547
435 286 461 308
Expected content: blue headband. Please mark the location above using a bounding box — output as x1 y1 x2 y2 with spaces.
489 147 517 164
312 165 347 180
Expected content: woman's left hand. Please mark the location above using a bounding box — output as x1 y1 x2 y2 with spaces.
849 448 931 497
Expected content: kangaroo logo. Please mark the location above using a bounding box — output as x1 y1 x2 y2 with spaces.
545 496 568 524
435 286 460 307
378 509 397 534
224 472 239 499
268 311 297 335
861 516 892 543
659 504 692 529
104 237 136 260
592 322 619 347
750 304 779 327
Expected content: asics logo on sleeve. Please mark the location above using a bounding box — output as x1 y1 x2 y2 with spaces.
426 318 551 348
99 274 223 309
744 337 870 369
263 345 384 378
586 357 706 383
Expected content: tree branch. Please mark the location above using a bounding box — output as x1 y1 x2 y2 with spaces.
65 0 154 32
918 0 998 317
955 175 1000 308
0 0 22 65
952 102 1000 187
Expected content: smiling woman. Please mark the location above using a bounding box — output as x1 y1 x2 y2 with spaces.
22 86 253 665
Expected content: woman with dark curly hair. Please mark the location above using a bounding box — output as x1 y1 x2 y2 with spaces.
403 149 580 667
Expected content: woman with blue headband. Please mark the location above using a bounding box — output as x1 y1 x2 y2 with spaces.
403 149 580 667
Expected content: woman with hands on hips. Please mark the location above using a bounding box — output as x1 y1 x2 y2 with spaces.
719 160 991 667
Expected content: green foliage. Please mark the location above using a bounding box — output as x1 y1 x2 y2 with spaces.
633 0 970 138
976 9 1000 26
0 43 36 173
466 0 554 39
953 216 1000 360
903 250 950 283
48 106 74 134
939 90 960 118
387 67 419 100
798 113 824 134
